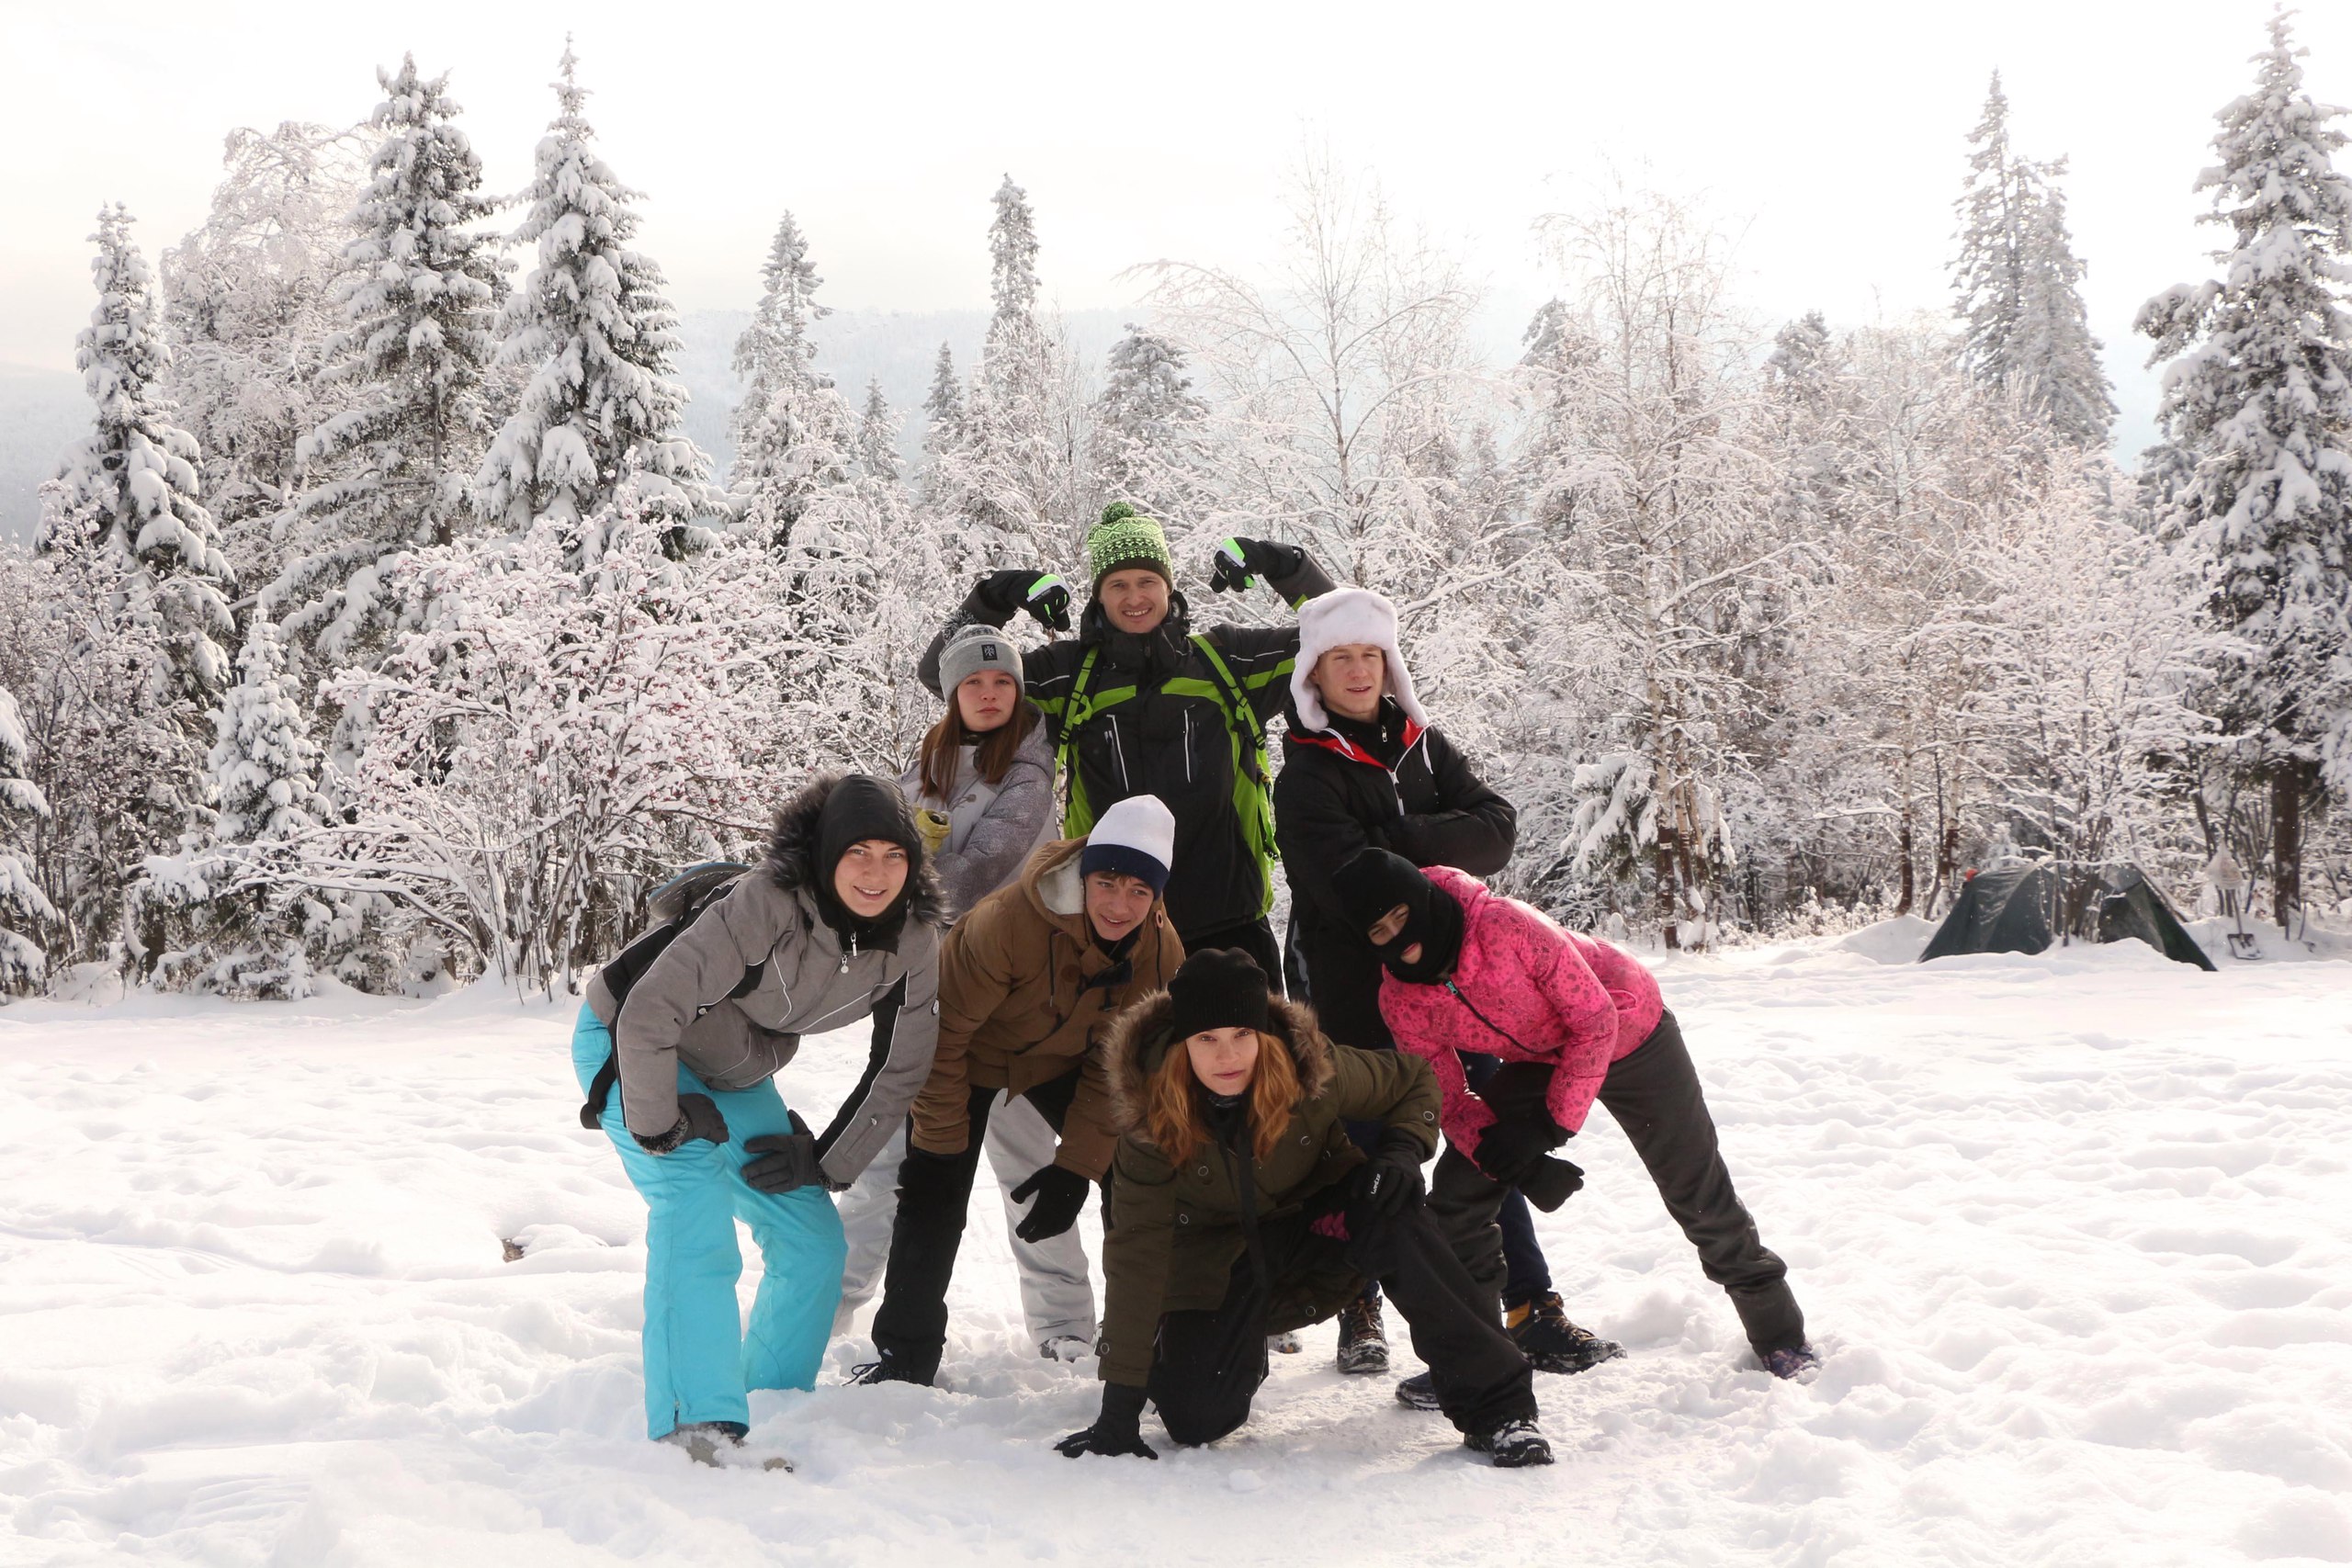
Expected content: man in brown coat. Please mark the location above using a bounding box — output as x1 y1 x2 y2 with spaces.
858 795 1183 1385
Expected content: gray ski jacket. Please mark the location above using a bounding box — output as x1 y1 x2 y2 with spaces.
897 716 1057 919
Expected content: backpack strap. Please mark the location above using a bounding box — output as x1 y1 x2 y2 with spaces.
1189 634 1279 915
1054 644 1103 837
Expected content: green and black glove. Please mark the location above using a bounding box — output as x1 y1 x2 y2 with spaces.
975 570 1071 632
1208 537 1303 594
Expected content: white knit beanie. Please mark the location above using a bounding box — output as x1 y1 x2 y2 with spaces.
1080 795 1177 894
1290 588 1427 731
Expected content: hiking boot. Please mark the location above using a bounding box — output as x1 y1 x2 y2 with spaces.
660 1421 792 1472
1509 1292 1626 1374
1336 1294 1390 1376
1393 1371 1441 1411
1267 1329 1302 1355
1464 1416 1554 1468
847 1350 932 1387
1762 1344 1822 1380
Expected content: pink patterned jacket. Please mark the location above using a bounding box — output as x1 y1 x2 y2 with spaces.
1374 866 1663 1155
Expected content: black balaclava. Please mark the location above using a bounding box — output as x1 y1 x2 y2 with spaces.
1330 848 1464 984
812 773 923 944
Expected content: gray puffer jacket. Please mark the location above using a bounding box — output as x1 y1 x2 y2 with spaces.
585 778 947 1186
898 715 1057 917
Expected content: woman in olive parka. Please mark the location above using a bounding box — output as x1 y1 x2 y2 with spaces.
1057 949 1551 1467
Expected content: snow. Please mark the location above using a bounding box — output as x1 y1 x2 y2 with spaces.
4 932 2348 1566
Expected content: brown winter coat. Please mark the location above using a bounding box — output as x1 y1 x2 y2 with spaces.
1094 993 1442 1388
910 838 1183 1179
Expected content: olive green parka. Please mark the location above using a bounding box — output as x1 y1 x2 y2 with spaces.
1095 992 1441 1388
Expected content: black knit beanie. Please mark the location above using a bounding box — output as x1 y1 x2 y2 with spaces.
812 774 923 934
1165 948 1271 1041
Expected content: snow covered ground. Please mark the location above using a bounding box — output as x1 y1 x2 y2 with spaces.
4 924 2349 1567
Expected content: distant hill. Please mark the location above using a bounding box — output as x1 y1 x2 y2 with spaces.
0 364 84 547
0 310 1135 547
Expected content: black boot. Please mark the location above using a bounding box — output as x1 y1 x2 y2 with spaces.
848 1347 933 1387
1508 1292 1624 1374
1335 1292 1390 1375
1464 1416 1554 1468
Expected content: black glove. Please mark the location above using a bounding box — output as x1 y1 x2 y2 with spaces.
974 570 1071 632
1518 1154 1586 1213
1469 1115 1568 1186
1207 536 1302 593
1352 1130 1429 1224
1009 1162 1091 1244
634 1092 729 1154
1056 1382 1158 1460
741 1111 822 1193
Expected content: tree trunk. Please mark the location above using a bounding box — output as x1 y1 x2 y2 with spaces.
1655 828 1681 951
1895 804 1916 917
2272 761 2302 937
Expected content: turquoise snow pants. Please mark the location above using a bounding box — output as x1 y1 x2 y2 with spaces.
571 1005 847 1439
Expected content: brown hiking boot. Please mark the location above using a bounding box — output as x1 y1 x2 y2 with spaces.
1508 1292 1625 1374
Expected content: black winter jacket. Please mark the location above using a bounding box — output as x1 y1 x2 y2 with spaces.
919 557 1336 942
1272 698 1516 1049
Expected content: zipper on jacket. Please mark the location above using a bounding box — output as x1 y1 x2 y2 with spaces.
1106 713 1133 790
1184 710 1194 784
840 930 857 975
1445 978 1532 1055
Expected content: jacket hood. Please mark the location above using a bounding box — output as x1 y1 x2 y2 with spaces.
1103 990 1338 1141
764 773 947 933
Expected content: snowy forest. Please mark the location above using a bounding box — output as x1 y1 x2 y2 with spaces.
2 16 2349 1003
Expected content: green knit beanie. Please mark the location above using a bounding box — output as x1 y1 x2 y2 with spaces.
1086 502 1174 588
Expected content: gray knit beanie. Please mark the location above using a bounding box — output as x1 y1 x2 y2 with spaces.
939 623 1025 700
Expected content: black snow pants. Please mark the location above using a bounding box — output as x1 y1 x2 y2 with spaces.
871 1069 1088 1382
1146 1204 1534 1444
1426 1008 1807 1356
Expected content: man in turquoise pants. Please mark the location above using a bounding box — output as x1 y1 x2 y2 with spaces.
571 775 947 1465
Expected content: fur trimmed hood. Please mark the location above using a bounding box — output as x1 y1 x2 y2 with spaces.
764 773 947 934
1102 989 1339 1141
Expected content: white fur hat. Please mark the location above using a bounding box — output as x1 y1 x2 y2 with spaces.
1290 588 1427 731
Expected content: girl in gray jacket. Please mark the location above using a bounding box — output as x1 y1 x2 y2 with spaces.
836 625 1101 1359
572 774 945 1464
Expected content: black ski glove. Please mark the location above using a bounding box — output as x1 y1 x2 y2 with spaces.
974 569 1071 632
1470 1115 1568 1186
1517 1154 1587 1213
1009 1162 1091 1243
742 1111 822 1193
1352 1129 1429 1224
1208 536 1304 593
634 1092 729 1154
1056 1382 1158 1460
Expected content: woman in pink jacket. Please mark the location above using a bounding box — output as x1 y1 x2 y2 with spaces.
1329 848 1817 1389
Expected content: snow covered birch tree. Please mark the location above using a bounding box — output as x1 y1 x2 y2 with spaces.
270 57 504 667
161 122 372 586
473 44 717 561
2136 10 2352 933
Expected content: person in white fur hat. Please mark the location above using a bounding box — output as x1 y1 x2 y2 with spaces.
1274 589 1611 1384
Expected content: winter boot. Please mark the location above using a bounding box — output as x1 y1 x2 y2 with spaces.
660 1421 792 1472
1038 1335 1092 1363
1762 1344 1822 1380
1393 1371 1441 1411
1509 1292 1625 1374
1464 1416 1555 1468
848 1348 933 1387
1267 1329 1303 1355
1335 1293 1390 1376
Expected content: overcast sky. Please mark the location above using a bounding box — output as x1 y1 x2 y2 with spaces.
5 0 2347 456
